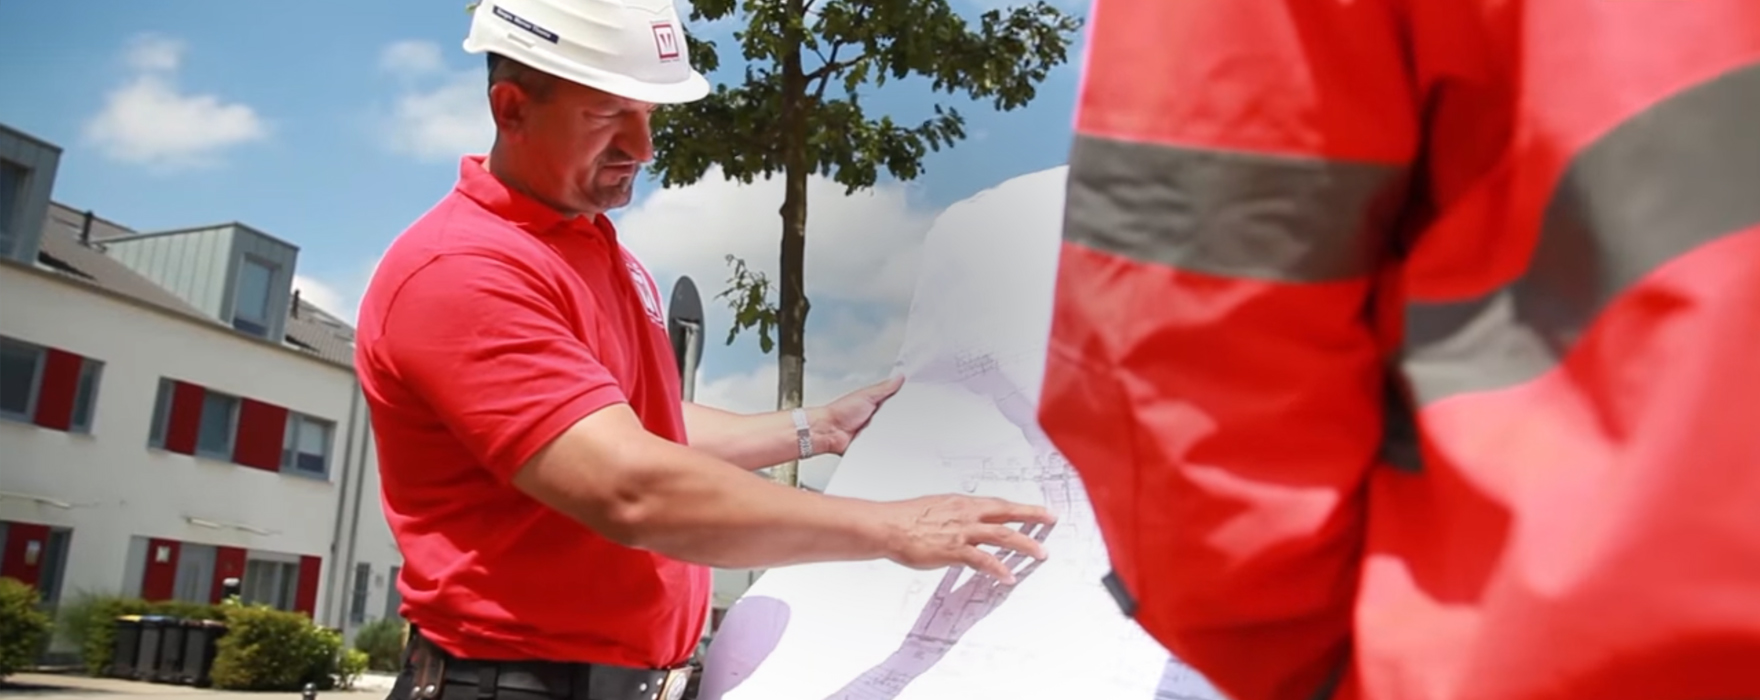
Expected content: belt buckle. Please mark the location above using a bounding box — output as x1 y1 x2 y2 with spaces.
656 667 690 700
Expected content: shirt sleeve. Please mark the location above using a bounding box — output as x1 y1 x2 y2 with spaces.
374 252 629 481
1036 1 1419 698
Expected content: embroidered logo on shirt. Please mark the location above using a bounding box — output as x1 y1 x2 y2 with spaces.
626 259 666 327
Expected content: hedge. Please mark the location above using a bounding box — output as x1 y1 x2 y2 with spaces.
0 577 53 679
353 617 407 672
208 604 343 691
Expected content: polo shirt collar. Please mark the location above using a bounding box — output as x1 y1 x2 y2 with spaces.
454 155 613 238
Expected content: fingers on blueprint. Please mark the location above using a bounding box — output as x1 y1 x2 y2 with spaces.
967 520 1055 584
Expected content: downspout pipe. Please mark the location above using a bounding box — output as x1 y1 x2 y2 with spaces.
322 379 363 628
341 390 373 626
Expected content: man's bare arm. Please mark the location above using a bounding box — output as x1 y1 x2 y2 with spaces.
511 403 1055 580
681 402 829 471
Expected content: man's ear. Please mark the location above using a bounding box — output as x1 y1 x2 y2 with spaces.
487 82 528 137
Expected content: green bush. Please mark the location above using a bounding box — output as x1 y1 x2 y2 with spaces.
353 617 407 672
56 592 224 676
208 604 341 691
0 577 53 679
336 648 369 690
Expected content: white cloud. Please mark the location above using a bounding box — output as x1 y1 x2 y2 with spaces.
292 274 349 320
125 34 185 72
376 40 492 162
616 169 936 490
618 169 932 308
84 34 267 169
379 40 447 78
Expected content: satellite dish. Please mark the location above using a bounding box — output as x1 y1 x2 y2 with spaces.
667 276 705 395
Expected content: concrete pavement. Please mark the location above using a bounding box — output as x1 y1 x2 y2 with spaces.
0 672 396 700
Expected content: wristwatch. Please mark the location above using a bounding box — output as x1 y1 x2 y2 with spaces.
791 408 814 460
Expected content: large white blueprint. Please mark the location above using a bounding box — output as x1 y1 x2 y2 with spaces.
697 167 1227 700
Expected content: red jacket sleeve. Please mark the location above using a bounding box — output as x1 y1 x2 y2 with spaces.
371 253 629 481
1038 1 1419 698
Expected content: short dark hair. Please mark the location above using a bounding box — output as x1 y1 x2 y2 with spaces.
486 53 556 101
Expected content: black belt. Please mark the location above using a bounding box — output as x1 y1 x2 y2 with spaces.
404 628 691 700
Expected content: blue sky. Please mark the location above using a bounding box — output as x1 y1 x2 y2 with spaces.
0 0 1087 480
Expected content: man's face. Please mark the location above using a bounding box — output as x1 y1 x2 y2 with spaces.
491 76 657 217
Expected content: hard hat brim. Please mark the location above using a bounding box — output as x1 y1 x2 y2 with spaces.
464 38 712 105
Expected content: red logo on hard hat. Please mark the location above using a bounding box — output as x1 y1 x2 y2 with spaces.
652 22 681 62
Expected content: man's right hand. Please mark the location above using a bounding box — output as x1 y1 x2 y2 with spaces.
876 495 1056 583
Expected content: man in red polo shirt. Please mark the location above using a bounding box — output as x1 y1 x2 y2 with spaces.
355 1 1054 699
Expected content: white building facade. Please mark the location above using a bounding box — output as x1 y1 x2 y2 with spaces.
0 123 402 653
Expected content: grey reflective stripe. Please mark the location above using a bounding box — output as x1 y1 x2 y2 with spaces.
1405 61 1760 403
1064 135 1411 282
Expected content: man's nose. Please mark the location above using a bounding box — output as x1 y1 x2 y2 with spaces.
617 110 656 163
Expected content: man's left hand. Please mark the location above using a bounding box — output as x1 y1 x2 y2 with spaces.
813 375 906 456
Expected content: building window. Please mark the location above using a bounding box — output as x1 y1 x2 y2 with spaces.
243 558 299 611
196 391 239 459
148 378 173 448
0 337 43 421
149 378 334 477
0 160 25 259
282 413 333 477
0 335 103 433
349 562 371 624
232 257 277 337
70 359 103 433
384 566 403 621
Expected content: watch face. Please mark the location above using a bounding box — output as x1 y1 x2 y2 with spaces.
662 668 691 700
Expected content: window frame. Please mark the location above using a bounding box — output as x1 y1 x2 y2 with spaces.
348 561 371 624
0 159 27 260
242 557 300 612
282 412 334 478
194 389 241 461
0 336 46 423
68 358 103 434
147 378 173 449
231 256 278 337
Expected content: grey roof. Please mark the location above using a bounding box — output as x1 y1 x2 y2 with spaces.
35 202 357 369
37 206 216 322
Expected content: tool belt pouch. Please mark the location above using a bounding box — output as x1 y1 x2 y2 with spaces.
406 630 448 700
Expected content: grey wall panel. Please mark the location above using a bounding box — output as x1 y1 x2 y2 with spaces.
230 225 300 342
104 226 238 318
0 125 63 265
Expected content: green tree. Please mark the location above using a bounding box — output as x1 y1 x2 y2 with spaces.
649 0 1082 486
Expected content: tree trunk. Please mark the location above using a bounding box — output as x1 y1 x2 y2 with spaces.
771 0 811 489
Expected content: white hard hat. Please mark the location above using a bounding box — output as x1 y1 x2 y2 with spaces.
463 0 710 104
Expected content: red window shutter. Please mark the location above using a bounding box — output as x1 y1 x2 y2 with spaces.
32 350 83 431
140 538 181 601
0 522 52 589
233 399 289 471
211 546 247 603
294 555 322 618
163 382 206 455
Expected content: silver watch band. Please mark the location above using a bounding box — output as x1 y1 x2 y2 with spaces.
791 408 813 459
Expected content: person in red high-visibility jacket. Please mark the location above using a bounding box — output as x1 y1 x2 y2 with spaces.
1037 1 1760 699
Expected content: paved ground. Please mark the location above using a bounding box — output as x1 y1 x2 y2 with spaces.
0 672 398 700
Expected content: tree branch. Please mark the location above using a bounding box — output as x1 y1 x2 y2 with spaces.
808 43 849 99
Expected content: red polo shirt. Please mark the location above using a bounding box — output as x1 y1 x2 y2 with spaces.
355 155 708 668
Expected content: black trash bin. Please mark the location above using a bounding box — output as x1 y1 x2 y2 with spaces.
179 619 227 687
133 615 171 680
109 615 144 678
153 618 189 683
